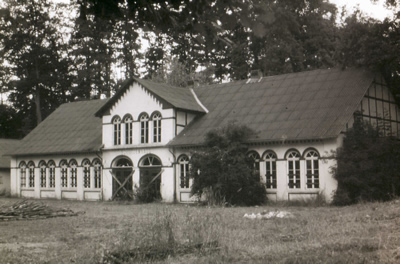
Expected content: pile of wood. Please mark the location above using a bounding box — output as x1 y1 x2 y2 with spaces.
0 200 80 221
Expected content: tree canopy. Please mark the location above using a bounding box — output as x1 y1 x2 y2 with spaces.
0 0 399 137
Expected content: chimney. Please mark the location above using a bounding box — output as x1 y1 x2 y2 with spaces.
247 69 263 83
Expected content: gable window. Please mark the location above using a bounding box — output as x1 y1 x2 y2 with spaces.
287 150 300 189
248 151 260 177
48 160 56 188
113 116 122 145
264 151 277 189
19 162 27 188
28 161 35 188
39 161 47 188
178 155 190 189
124 115 133 144
140 113 149 143
305 150 319 189
60 160 68 188
70 160 78 188
152 112 162 143
93 158 102 189
82 159 91 188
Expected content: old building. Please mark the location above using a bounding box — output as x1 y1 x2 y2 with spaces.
8 68 400 202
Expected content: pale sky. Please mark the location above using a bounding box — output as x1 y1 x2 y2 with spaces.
330 0 394 21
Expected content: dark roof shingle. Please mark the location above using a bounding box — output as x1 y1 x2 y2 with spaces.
168 68 374 147
9 99 107 156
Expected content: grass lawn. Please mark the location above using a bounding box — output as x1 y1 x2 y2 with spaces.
1 197 400 263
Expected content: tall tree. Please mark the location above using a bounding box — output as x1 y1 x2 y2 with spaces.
0 0 71 131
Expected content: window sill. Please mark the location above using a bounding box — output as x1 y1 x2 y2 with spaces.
21 188 34 191
288 190 320 194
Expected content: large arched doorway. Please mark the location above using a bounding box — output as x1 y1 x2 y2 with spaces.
138 155 163 202
111 156 134 200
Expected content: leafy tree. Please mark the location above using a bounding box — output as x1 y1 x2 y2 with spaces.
332 118 400 205
0 0 71 131
0 105 23 139
335 11 400 106
190 122 266 206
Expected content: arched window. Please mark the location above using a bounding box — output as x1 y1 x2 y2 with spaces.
27 161 35 188
39 161 47 188
152 112 162 143
113 116 121 145
178 155 190 189
124 115 133 144
264 151 277 189
286 150 300 189
140 113 149 143
248 151 260 175
82 159 91 188
93 158 102 189
305 150 319 189
140 155 162 167
19 162 27 188
69 160 78 188
48 160 56 188
60 160 68 187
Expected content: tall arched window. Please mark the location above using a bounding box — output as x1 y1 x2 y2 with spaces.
39 161 47 188
152 112 162 143
93 158 102 189
48 160 56 188
248 151 260 176
264 151 277 189
140 113 149 143
19 162 27 188
124 115 133 144
60 160 68 187
305 150 319 189
286 150 300 189
82 159 91 188
70 159 77 188
113 116 121 145
27 161 35 188
178 155 190 189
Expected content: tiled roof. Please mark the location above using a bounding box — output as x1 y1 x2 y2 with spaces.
95 78 206 117
9 99 107 156
168 68 374 147
0 139 20 168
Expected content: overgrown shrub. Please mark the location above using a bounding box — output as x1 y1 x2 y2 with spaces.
190 122 266 206
332 118 400 205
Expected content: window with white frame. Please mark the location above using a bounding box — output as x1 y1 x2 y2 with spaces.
70 160 77 188
113 116 122 145
287 150 300 189
39 161 47 188
27 161 35 188
83 159 91 188
60 160 68 187
124 115 133 144
19 162 27 188
248 151 260 176
264 152 277 189
305 150 319 189
152 112 162 143
178 155 190 188
48 160 56 188
93 158 102 189
140 113 149 143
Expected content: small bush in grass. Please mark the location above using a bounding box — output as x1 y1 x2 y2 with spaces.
190 122 267 206
332 118 400 205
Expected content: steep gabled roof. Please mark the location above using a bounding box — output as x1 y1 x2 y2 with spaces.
95 78 206 117
168 68 374 147
0 139 20 168
9 99 107 156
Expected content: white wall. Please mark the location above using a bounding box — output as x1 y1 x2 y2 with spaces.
173 138 339 203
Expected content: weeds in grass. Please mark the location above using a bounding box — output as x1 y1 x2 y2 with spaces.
100 207 222 263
